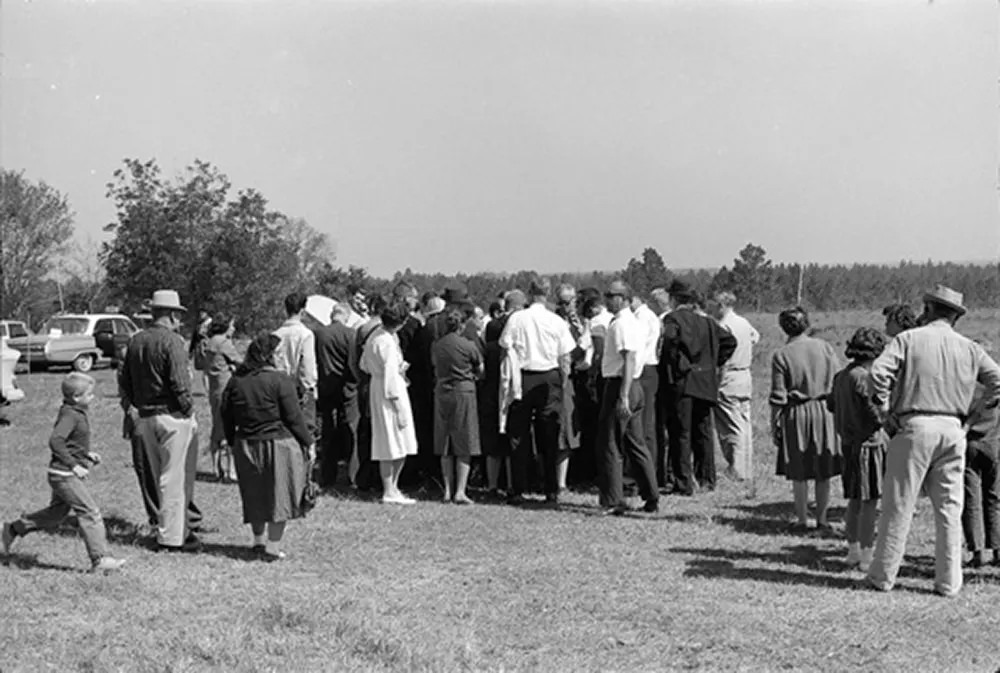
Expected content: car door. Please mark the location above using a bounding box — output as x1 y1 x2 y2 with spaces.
111 319 137 361
93 318 116 357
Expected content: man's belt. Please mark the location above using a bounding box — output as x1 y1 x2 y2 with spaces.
897 410 962 420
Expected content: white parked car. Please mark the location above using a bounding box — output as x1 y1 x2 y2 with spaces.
1 338 25 402
7 313 139 372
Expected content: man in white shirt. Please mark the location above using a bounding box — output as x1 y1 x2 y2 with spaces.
499 279 576 505
707 291 760 482
632 295 663 489
599 281 659 515
273 292 318 443
650 286 672 489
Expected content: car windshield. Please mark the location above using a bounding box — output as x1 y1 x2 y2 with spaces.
43 317 90 335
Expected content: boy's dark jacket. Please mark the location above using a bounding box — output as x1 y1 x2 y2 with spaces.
48 401 93 472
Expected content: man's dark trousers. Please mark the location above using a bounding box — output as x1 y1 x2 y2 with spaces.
655 371 671 490
317 379 357 487
598 377 658 508
507 369 562 497
638 364 661 488
666 388 716 494
354 380 378 492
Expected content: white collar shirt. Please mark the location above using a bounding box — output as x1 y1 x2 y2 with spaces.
632 302 661 368
273 316 317 391
499 302 576 371
719 310 759 371
589 307 613 339
344 309 368 329
602 307 642 379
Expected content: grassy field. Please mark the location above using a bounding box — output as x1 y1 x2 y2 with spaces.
2 309 999 672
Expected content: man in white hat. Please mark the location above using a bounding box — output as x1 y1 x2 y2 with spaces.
867 284 1000 596
120 289 201 552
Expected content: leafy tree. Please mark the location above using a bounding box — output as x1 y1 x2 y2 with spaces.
102 158 330 333
728 243 774 311
57 238 113 314
621 247 671 296
1 170 75 318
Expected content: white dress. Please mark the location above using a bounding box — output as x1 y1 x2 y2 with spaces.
360 328 418 461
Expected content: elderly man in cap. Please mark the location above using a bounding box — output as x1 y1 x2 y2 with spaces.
659 280 736 495
499 278 577 505
707 290 760 482
598 280 660 515
866 285 1000 597
120 290 201 552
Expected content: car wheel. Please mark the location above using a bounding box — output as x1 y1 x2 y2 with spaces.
73 354 95 372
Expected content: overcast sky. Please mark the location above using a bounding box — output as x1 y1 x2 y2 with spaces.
2 0 997 277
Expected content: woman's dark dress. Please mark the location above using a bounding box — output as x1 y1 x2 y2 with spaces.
221 367 312 523
432 332 482 457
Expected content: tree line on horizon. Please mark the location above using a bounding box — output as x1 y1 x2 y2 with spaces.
3 162 997 333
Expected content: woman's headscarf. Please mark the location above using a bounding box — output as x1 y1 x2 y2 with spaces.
235 332 281 376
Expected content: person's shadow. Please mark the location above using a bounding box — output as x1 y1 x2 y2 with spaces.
3 552 82 573
42 515 260 562
713 501 847 537
670 544 935 594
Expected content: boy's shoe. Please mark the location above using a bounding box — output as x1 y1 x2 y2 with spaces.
846 542 862 566
858 547 874 573
91 557 127 573
1 522 15 554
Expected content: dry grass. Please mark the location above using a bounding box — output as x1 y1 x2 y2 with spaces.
2 309 1000 672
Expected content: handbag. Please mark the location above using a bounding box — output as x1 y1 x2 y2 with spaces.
301 454 319 513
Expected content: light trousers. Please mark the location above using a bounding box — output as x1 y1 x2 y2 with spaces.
136 413 198 547
713 390 753 480
867 416 966 596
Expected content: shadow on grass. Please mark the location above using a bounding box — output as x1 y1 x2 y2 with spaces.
712 500 846 537
2 552 83 573
682 558 862 590
673 544 936 594
672 543 848 573
43 515 262 561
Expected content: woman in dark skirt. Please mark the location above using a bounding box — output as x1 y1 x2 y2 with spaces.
770 307 842 530
827 327 888 570
432 306 484 504
221 332 313 560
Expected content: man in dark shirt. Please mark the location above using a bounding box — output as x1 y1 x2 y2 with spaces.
314 303 358 487
659 280 737 495
120 289 200 552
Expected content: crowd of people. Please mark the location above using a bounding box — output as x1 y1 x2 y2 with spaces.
3 281 999 599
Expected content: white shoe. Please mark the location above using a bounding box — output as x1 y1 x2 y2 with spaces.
858 547 874 573
381 493 416 505
846 542 861 566
91 557 127 573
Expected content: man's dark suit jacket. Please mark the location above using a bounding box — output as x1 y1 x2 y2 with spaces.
659 307 737 403
314 321 356 404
